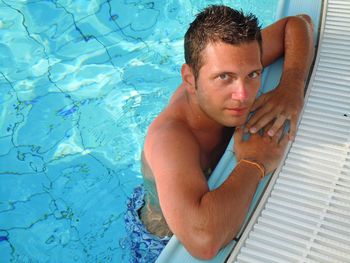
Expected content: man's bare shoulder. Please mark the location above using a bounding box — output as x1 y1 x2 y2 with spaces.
144 111 201 170
146 115 199 153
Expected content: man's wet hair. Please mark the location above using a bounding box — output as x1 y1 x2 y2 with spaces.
184 5 262 79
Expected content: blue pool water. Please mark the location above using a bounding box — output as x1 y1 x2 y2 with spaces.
0 0 278 262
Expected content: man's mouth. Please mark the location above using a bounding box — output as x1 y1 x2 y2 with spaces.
225 107 248 116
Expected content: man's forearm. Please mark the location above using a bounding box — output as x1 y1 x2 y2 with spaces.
183 162 261 258
281 15 315 89
203 161 261 243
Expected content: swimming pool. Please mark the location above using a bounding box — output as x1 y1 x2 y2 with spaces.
0 0 278 262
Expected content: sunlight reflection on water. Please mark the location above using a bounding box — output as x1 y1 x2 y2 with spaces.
0 0 278 262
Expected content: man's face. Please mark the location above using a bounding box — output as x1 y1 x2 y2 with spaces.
194 41 263 127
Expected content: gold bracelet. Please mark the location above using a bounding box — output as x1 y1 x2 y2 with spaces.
238 159 265 179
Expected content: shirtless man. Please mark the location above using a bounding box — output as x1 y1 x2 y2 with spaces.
138 5 314 260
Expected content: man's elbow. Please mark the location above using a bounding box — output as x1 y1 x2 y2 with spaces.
182 231 222 260
176 210 243 259
296 14 316 60
181 224 241 260
296 14 314 33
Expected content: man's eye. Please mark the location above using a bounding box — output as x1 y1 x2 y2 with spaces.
248 71 260 79
218 74 229 80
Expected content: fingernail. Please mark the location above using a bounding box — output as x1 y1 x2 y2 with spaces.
268 130 274 136
250 127 257 133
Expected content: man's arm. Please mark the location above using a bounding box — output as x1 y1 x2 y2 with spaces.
145 122 288 259
246 15 315 140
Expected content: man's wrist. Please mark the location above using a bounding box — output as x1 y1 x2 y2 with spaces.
237 159 265 179
280 69 307 90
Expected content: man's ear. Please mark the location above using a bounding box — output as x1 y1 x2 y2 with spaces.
181 64 196 93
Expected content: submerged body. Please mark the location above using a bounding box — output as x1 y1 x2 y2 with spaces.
140 152 172 238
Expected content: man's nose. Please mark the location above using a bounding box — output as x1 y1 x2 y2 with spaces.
231 80 248 101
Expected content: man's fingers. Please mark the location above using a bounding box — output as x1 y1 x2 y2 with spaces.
288 115 298 141
272 126 283 143
263 121 274 135
267 114 288 137
248 110 277 134
246 105 273 132
250 94 266 112
234 126 244 142
279 132 290 147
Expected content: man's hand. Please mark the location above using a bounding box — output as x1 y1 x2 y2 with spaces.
247 14 314 141
234 125 289 175
245 79 305 141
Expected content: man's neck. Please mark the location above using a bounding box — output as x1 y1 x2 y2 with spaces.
184 91 224 136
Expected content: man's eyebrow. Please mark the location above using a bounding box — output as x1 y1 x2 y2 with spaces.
212 68 263 77
250 68 263 72
219 71 237 75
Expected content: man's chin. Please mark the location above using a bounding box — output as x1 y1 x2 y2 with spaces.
223 115 248 127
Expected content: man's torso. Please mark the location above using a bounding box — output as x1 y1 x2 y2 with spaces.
140 85 233 237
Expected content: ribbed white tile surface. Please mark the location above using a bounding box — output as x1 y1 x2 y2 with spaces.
228 0 350 262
